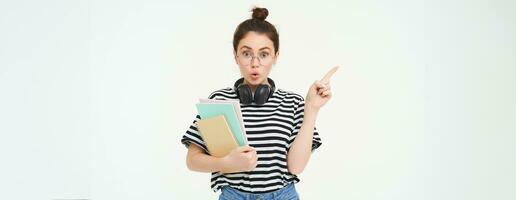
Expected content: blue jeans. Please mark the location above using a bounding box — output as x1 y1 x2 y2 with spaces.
218 183 300 200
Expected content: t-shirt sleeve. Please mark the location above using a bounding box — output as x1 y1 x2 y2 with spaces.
180 114 209 154
288 97 322 152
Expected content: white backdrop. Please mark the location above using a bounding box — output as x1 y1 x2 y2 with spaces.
0 0 514 199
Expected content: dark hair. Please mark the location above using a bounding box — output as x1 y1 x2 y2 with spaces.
233 7 279 53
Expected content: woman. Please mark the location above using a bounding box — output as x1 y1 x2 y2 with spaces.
181 7 337 200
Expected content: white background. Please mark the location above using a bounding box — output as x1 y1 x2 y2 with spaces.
0 0 514 199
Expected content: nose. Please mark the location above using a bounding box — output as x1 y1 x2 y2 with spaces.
251 56 260 68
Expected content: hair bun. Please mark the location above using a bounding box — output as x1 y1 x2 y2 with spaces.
252 7 269 21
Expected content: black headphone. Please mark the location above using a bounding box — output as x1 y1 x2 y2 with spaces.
234 77 276 105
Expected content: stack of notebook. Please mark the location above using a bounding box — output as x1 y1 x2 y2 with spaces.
195 99 247 157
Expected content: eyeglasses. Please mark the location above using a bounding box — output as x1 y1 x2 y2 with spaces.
236 50 275 66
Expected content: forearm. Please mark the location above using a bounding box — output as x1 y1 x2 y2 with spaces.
186 145 225 173
287 106 319 175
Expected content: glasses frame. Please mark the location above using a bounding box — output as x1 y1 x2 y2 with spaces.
235 51 276 66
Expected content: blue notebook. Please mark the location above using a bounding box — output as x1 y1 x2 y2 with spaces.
196 103 247 146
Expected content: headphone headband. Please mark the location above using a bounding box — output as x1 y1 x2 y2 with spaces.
234 77 276 104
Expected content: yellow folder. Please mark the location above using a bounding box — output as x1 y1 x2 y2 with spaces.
196 115 239 157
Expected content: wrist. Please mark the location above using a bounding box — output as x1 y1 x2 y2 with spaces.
303 105 319 124
217 156 230 173
304 104 320 115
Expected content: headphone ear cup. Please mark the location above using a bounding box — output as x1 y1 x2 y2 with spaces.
254 84 271 105
237 85 253 104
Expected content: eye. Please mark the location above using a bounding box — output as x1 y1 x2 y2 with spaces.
242 51 252 57
259 52 270 58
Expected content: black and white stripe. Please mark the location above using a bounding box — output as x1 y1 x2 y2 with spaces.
181 87 322 193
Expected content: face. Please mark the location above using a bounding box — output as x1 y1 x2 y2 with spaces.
234 31 278 88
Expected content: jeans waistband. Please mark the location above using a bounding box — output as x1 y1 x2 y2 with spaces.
221 183 296 199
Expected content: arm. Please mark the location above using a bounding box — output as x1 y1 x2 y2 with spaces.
286 66 338 175
186 144 226 172
286 106 319 175
186 144 258 173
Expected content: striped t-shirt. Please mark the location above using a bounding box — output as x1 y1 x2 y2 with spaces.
181 87 322 193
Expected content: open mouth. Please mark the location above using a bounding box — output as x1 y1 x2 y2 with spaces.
250 73 260 79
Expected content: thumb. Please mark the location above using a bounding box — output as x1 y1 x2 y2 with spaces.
237 146 255 153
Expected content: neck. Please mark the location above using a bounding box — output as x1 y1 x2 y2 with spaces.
244 78 270 93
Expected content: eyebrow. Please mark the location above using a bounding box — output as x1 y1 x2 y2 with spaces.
240 46 272 51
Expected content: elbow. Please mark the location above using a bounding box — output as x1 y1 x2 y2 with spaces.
287 155 307 175
186 156 195 171
287 165 305 175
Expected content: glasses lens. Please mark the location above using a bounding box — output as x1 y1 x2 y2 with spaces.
238 52 252 65
259 54 272 65
238 51 273 66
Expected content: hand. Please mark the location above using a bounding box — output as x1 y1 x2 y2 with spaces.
305 66 339 111
220 146 258 173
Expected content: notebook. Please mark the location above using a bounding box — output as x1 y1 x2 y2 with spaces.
199 98 247 143
196 102 247 146
196 115 239 157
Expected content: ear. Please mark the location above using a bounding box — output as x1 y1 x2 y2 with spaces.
233 50 238 64
272 50 280 65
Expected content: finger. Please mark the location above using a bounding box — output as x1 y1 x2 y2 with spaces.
317 88 325 95
317 84 331 92
318 85 331 95
238 146 250 152
246 152 257 163
244 149 257 156
319 90 326 96
320 66 339 84
316 83 327 90
322 90 332 97
246 149 256 156
315 81 328 93
238 146 254 152
312 81 323 90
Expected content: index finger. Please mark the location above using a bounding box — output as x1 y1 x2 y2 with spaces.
320 66 339 84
